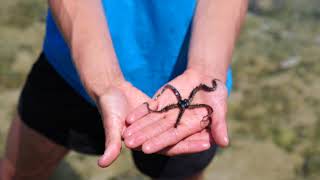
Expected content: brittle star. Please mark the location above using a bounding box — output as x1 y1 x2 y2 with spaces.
144 79 219 128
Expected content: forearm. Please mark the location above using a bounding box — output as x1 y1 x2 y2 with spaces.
49 0 123 101
187 0 248 82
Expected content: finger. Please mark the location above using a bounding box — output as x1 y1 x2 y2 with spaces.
126 100 158 124
159 129 213 156
98 139 122 168
160 140 211 156
211 99 229 147
123 112 165 138
181 128 212 141
125 110 177 148
142 119 202 154
97 89 128 168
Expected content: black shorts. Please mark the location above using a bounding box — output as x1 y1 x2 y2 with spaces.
18 53 217 179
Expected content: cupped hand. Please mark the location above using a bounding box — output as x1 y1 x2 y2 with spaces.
123 70 229 155
96 81 149 167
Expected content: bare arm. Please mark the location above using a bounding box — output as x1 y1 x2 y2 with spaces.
48 0 123 102
188 0 248 82
48 0 149 167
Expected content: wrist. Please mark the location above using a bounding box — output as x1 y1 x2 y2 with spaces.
83 74 126 103
185 66 227 83
72 50 125 103
183 68 229 96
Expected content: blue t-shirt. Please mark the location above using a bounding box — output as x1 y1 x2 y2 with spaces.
43 0 232 104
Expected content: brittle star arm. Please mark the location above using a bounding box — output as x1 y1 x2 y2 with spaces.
174 109 185 128
188 104 213 127
144 102 179 113
144 102 184 128
154 84 182 102
188 79 218 103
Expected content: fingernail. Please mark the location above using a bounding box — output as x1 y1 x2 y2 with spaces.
125 130 132 137
143 145 153 154
98 151 107 167
125 138 136 148
224 136 229 144
127 132 132 137
202 143 210 149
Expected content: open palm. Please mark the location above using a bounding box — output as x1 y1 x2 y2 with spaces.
123 70 229 156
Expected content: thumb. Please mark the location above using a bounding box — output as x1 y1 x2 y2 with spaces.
96 88 128 168
210 83 229 147
211 100 229 147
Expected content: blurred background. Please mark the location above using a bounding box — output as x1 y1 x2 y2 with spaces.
0 0 319 179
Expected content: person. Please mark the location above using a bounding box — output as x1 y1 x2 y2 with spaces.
0 0 248 179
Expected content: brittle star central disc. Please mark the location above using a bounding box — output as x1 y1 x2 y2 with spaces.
144 79 219 128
